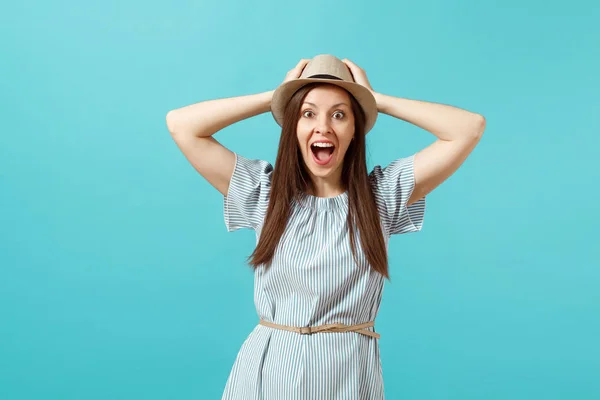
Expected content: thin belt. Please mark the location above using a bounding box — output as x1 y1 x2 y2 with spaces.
259 319 380 339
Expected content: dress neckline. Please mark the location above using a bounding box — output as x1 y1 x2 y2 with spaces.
295 191 349 210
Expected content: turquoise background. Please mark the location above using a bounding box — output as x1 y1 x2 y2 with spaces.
1 0 599 398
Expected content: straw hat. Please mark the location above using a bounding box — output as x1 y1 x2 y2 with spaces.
271 54 378 134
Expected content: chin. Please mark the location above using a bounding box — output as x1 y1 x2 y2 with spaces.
308 169 331 178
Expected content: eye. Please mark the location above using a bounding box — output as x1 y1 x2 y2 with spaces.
302 110 314 118
333 111 345 119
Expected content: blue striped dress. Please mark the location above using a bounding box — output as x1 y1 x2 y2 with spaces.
221 153 426 399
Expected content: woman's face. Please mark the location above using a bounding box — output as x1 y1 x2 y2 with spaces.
296 85 355 181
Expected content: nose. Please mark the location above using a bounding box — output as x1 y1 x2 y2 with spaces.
313 114 332 135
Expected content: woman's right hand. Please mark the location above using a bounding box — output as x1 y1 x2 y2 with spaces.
282 59 310 84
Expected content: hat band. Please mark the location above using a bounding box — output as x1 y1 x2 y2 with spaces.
307 74 342 80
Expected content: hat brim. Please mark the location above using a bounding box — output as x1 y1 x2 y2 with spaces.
271 78 378 134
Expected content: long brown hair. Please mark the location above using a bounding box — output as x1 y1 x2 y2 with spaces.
248 83 390 279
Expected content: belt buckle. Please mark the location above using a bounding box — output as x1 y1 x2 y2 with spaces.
299 326 312 335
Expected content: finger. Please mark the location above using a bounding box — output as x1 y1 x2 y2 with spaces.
295 59 310 69
295 60 310 77
343 60 359 74
342 60 356 76
344 58 363 71
298 59 310 70
342 58 356 67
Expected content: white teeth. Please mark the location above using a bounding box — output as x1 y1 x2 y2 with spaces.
311 142 334 148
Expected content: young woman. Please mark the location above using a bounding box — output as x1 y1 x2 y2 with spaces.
166 54 485 399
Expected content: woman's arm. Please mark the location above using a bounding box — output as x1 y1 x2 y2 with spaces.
342 59 486 207
165 91 274 196
166 59 310 197
166 90 274 139
376 94 485 206
374 94 485 142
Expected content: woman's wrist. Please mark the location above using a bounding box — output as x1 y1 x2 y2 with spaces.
262 89 276 112
372 91 386 114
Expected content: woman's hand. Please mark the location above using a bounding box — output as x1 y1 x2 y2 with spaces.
282 59 311 84
268 59 310 107
342 58 383 112
342 59 376 94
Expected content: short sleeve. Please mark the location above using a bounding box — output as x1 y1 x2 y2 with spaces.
223 153 273 232
369 154 426 236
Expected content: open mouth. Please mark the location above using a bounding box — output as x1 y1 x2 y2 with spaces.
310 143 335 166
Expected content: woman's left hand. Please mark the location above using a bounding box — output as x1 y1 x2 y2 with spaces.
342 59 376 96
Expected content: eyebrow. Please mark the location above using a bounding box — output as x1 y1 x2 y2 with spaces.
302 102 350 109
